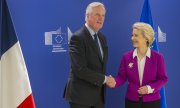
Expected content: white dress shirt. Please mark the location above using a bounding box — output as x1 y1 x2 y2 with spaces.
133 48 154 94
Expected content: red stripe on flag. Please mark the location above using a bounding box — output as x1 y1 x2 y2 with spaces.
17 94 36 108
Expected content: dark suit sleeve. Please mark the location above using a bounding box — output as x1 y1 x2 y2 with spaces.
69 35 105 87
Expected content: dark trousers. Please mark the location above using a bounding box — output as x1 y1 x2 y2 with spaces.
69 100 104 108
69 87 104 108
125 98 160 108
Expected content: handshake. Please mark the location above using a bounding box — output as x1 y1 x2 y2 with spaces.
105 75 116 88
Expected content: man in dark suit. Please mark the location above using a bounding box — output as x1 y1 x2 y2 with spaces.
63 2 116 108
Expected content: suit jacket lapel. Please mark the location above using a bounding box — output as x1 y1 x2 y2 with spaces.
132 57 141 86
142 57 150 85
84 27 103 63
97 33 106 62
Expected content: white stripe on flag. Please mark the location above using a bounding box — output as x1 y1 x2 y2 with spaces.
0 41 32 108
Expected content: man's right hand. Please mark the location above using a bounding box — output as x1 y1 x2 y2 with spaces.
106 75 116 88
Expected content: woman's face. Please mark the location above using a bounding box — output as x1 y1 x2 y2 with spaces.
131 28 148 48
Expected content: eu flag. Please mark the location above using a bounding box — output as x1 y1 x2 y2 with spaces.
140 0 167 108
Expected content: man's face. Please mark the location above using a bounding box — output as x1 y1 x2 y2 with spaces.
87 6 105 32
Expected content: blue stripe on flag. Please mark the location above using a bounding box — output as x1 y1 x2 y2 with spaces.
0 0 18 58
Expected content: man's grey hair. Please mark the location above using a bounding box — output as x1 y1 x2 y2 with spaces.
85 2 106 21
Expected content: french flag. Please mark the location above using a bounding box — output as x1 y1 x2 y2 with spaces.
0 0 36 107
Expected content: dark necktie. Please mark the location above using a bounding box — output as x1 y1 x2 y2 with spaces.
94 33 102 58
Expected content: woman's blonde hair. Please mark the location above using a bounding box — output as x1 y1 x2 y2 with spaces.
133 22 154 47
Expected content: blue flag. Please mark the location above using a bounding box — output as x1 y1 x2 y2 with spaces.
140 0 167 108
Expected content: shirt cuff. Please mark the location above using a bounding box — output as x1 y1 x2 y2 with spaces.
146 85 154 94
103 76 107 84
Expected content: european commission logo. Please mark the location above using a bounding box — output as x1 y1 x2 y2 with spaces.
157 26 166 42
151 26 166 49
44 27 72 52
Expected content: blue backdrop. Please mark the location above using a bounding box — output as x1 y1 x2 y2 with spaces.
7 0 180 108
